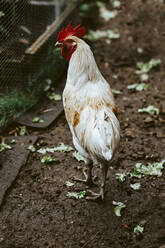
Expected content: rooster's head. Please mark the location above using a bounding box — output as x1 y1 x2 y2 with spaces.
55 22 86 61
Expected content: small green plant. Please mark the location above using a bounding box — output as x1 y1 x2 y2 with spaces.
134 225 144 234
140 74 149 81
112 89 121 95
111 0 121 8
28 145 36 153
137 47 143 54
66 181 74 187
136 59 161 74
131 160 165 178
115 173 126 183
85 30 120 42
48 93 62 101
130 182 141 190
67 191 86 199
73 151 85 162
37 143 74 155
99 7 117 21
0 143 12 152
0 11 5 17
96 1 105 8
32 117 44 123
11 139 16 144
127 83 148 91
19 126 27 136
138 105 159 115
41 156 55 164
112 201 126 217
80 3 89 12
52 143 74 152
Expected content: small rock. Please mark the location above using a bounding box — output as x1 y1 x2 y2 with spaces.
156 131 164 138
80 240 85 246
144 116 153 123
124 122 129 128
104 62 109 68
125 128 135 139
56 190 61 197
139 219 147 226
71 202 76 207
0 238 4 243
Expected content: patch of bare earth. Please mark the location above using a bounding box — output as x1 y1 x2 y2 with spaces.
0 1 165 247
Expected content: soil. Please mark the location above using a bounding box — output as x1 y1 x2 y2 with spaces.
0 0 165 247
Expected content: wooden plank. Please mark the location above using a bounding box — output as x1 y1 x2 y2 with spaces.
0 136 38 207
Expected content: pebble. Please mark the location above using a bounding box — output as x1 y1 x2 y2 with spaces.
144 116 153 123
139 219 147 226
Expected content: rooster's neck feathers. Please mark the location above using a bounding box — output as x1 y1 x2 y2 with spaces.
67 37 102 85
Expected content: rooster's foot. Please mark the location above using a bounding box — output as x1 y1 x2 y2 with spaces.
86 188 105 201
73 170 95 186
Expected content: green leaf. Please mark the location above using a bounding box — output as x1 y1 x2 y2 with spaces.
11 139 17 144
80 3 89 12
136 58 161 74
0 143 12 152
73 151 85 162
137 47 143 54
37 143 74 155
127 83 148 91
28 145 36 153
138 105 159 115
96 1 105 8
48 93 61 101
111 0 121 8
41 156 55 164
0 11 5 17
67 191 86 199
19 126 27 135
85 30 120 41
112 201 126 216
32 117 44 123
112 74 118 79
130 182 141 190
53 143 74 152
115 173 126 183
134 225 144 234
112 89 121 95
66 181 74 187
140 74 149 81
132 160 165 178
100 8 117 21
44 79 52 92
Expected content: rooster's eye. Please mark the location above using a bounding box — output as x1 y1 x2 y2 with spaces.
66 39 73 43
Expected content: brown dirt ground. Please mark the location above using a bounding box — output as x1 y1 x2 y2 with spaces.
0 0 165 247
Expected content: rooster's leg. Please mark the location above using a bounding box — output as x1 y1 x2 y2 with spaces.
73 161 94 185
87 164 108 200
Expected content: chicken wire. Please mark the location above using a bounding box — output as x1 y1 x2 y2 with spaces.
0 0 66 90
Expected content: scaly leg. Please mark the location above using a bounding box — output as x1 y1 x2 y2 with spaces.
73 161 94 185
87 164 108 200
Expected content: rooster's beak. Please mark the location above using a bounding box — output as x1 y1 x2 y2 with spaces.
55 41 62 47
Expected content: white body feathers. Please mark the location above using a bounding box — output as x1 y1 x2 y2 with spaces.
63 37 120 165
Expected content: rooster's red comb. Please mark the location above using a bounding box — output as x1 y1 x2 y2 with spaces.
57 22 86 42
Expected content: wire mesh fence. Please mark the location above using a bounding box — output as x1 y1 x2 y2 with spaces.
0 0 67 89
0 0 71 129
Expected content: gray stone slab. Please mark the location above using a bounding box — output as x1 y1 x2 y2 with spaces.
16 80 65 129
0 135 38 206
16 100 64 129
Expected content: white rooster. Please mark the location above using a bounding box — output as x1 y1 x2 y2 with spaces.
55 23 120 200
